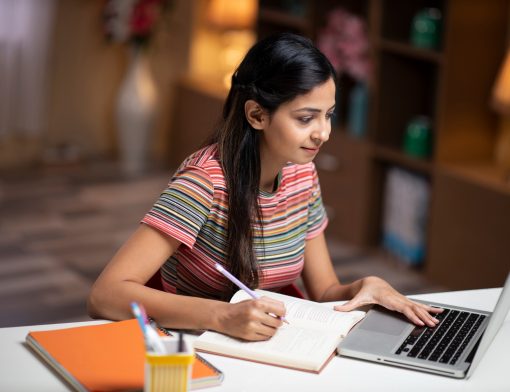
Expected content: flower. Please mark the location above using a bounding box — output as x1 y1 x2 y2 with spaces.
317 8 372 83
103 0 170 46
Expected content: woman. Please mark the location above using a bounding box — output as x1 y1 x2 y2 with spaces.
88 33 441 341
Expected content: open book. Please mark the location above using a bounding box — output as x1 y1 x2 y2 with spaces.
194 289 366 373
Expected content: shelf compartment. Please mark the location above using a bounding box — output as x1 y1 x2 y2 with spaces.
379 164 432 266
375 51 439 151
380 0 446 50
378 39 444 64
373 145 434 174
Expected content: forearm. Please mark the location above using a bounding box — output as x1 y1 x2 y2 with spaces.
87 280 227 331
317 278 365 303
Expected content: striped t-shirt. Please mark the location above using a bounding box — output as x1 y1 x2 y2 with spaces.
142 144 328 299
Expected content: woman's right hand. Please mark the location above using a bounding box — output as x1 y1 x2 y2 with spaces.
215 296 287 341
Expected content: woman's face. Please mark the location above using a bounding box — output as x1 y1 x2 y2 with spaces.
258 78 336 168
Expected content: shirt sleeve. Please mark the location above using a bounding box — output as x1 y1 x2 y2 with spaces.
141 165 214 248
306 163 329 240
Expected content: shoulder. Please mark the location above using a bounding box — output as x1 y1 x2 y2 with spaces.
172 144 224 190
179 144 219 170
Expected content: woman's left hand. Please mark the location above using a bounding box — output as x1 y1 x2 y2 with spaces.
333 276 443 327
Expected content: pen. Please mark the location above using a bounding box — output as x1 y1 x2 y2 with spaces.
130 302 167 354
178 332 184 352
214 263 289 324
131 301 147 333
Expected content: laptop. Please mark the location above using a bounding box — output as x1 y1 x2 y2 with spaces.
338 273 510 378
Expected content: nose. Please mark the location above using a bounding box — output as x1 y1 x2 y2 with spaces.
311 119 331 145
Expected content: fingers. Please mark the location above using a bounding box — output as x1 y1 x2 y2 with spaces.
399 300 442 327
426 305 444 314
412 302 443 326
334 299 363 312
403 305 433 327
338 276 445 328
258 296 287 321
243 300 283 340
223 298 286 341
252 323 282 340
234 319 279 341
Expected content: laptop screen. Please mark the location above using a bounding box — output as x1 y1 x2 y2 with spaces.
466 273 510 378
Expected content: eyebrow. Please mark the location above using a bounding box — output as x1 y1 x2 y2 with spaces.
292 104 336 113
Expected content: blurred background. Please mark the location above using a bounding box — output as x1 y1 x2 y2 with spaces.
1 0 509 328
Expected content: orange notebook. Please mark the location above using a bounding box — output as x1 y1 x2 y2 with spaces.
26 319 223 392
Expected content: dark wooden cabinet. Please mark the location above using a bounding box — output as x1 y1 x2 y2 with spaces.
427 166 510 289
256 0 510 289
316 132 373 246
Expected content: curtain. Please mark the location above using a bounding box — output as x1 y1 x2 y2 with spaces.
0 0 56 139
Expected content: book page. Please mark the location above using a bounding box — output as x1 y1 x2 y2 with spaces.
194 290 366 371
231 289 365 336
195 324 340 371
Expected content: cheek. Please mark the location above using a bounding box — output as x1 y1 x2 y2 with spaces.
273 120 302 145
274 131 297 150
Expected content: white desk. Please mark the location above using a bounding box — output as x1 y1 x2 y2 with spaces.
1 289 509 392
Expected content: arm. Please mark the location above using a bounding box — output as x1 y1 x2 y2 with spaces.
87 224 285 341
301 232 441 327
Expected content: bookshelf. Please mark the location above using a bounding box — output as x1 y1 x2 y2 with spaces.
256 0 510 289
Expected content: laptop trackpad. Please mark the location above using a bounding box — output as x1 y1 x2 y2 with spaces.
359 307 409 336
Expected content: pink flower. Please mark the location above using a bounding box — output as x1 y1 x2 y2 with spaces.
317 7 371 82
103 0 169 45
130 0 162 38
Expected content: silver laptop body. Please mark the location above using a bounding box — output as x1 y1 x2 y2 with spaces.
338 273 510 378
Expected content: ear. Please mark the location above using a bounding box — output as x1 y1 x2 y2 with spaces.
245 100 266 130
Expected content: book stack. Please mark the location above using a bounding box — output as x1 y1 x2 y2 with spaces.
382 167 430 265
26 319 223 391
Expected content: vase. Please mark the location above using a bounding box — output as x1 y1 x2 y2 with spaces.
116 45 157 176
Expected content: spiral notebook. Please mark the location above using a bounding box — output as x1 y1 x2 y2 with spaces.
26 319 223 391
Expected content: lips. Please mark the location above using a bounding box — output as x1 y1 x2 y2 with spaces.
301 146 320 152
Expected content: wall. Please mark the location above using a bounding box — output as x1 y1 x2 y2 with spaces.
45 0 123 161
0 0 194 169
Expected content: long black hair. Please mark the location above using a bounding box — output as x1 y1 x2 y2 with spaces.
209 33 336 296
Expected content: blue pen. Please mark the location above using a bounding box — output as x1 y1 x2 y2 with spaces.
130 302 166 354
214 263 289 324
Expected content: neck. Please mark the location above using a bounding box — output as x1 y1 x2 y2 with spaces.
259 148 284 193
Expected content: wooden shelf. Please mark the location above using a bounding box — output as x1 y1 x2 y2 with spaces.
378 39 444 64
373 145 433 175
258 8 312 32
254 0 509 290
439 162 510 196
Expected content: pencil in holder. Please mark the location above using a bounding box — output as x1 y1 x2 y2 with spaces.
144 337 194 392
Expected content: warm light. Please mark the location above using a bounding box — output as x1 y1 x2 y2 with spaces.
492 50 510 114
201 0 257 89
492 49 510 182
207 0 258 30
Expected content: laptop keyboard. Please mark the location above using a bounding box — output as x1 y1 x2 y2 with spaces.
395 307 486 365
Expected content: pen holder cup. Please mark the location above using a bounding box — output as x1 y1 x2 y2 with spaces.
144 337 195 392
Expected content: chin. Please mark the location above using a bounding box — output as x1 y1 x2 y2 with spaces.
289 156 314 165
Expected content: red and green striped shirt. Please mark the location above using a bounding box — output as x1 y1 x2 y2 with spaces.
142 144 328 299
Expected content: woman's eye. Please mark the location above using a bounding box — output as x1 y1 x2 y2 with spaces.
298 116 313 124
326 112 335 120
